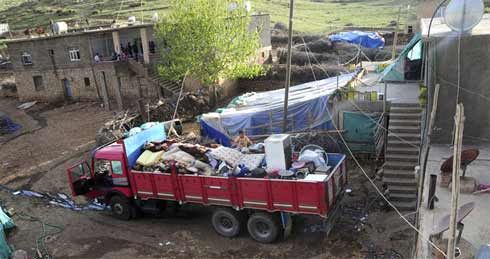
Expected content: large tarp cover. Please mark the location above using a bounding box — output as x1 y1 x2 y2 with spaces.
124 123 166 168
382 33 422 81
0 206 14 258
200 73 357 146
328 31 385 49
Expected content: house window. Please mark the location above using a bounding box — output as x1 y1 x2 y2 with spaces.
22 52 32 65
69 48 81 62
84 77 90 87
33 76 44 91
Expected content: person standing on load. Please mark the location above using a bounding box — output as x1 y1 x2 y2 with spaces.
233 130 252 152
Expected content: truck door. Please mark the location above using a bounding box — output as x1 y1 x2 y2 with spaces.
93 159 129 187
67 161 94 196
110 160 129 187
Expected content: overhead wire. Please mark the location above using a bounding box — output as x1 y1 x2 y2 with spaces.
299 33 448 257
300 37 317 81
438 77 490 102
299 35 332 78
300 40 422 150
115 0 127 22
322 90 448 258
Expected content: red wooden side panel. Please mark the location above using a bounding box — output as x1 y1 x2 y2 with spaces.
153 173 176 200
132 171 155 199
237 179 269 209
203 177 233 206
179 175 205 204
270 181 296 212
296 182 323 215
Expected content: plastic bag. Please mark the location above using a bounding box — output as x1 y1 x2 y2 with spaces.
298 150 326 168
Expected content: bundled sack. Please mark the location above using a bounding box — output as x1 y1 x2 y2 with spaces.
162 146 196 167
136 150 164 167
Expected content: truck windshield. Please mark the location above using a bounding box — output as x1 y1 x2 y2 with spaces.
95 160 111 176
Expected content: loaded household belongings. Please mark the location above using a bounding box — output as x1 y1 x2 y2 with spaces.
136 150 164 167
264 134 292 170
298 144 331 173
131 133 334 181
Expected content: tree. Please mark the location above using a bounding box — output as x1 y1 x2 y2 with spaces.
154 0 265 88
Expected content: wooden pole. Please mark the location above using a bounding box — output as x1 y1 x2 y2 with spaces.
420 83 440 209
428 84 440 135
392 6 402 60
282 0 294 132
447 103 465 259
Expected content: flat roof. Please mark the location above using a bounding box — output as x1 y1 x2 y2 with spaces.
421 14 490 38
5 22 154 44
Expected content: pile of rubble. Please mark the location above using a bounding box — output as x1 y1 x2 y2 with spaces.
96 91 210 146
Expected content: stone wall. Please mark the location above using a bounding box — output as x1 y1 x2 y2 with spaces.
14 61 158 105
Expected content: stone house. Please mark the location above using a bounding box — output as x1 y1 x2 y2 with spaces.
5 15 271 109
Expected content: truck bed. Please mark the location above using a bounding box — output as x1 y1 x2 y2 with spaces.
129 154 347 217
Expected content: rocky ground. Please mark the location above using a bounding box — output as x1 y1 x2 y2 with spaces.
0 97 414 258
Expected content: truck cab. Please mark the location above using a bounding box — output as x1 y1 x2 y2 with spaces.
67 123 168 219
68 142 132 198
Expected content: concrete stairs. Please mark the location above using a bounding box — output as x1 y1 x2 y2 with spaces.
383 103 422 211
149 75 181 97
127 59 180 97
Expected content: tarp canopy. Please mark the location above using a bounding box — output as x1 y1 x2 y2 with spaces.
328 31 385 49
124 123 166 168
381 33 422 81
200 73 357 146
0 206 14 258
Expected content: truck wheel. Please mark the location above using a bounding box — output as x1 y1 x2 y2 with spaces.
109 196 132 220
211 208 244 237
247 212 280 243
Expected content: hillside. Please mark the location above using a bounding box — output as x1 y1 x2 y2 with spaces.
3 0 490 34
0 0 418 33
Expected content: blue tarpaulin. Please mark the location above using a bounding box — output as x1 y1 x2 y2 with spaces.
0 115 21 135
200 73 357 146
329 31 385 49
0 206 14 258
123 123 166 168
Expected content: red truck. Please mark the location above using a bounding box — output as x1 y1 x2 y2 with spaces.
67 123 348 243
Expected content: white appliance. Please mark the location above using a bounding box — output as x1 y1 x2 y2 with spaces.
264 134 292 170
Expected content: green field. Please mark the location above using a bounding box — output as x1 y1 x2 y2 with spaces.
0 0 420 33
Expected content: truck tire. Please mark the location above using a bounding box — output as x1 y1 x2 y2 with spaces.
109 196 132 220
211 208 244 238
247 212 280 243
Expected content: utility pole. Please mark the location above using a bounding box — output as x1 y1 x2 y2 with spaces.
447 103 465 259
282 0 294 132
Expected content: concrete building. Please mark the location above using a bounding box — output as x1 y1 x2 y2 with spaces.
6 23 162 108
4 15 272 108
415 14 490 259
421 14 490 144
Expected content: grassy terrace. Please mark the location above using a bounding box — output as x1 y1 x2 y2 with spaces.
4 0 490 34
0 0 419 33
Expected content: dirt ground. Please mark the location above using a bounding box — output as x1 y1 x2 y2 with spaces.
0 97 414 259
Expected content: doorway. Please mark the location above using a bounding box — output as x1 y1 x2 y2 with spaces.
62 78 72 98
